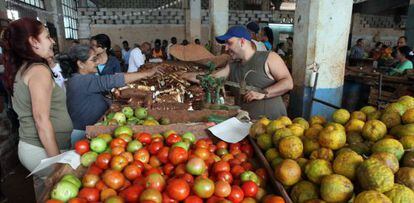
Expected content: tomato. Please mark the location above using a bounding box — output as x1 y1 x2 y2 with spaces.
149 156 162 168
228 185 244 203
133 176 146 186
78 187 100 202
134 148 150 163
87 164 103 176
139 188 162 203
119 179 132 191
166 134 182 146
163 163 175 176
255 168 268 182
216 141 228 150
123 164 142 180
231 165 246 178
119 185 144 202
104 195 124 203
145 173 166 191
110 155 128 171
174 164 186 176
156 146 170 163
206 196 226 203
100 188 117 201
192 177 215 198
132 160 145 170
118 134 132 143
184 196 203 203
216 171 233 184
68 198 87 203
96 152 112 170
241 144 253 157
193 148 210 160
168 147 188 165
166 179 190 201
221 154 234 162
229 158 242 166
195 139 209 149
213 161 230 174
229 143 241 151
74 140 90 155
148 141 164 155
162 192 178 203
208 144 217 153
241 162 253 171
176 173 194 185
95 180 108 191
120 151 134 163
82 173 100 188
111 147 125 156
110 138 127 149
214 180 231 198
134 132 152 145
145 167 162 176
102 170 125 190
235 153 247 162
241 181 258 197
263 195 285 203
46 200 64 203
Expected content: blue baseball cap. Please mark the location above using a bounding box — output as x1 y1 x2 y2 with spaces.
215 26 252 44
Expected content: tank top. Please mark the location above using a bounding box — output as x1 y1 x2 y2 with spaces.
228 51 287 120
12 63 73 149
152 49 164 58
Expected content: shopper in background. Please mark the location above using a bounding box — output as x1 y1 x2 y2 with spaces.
195 38 201 45
1 18 73 200
64 45 163 145
90 34 122 75
350 38 366 59
167 37 177 60
182 39 189 46
121 40 131 72
246 21 267 51
47 56 66 91
389 46 414 76
261 27 274 51
151 39 166 59
370 42 383 60
276 42 287 57
162 39 168 55
127 42 146 72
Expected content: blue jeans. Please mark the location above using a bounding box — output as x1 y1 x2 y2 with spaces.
71 129 86 148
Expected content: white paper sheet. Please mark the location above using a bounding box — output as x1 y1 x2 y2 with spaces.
208 117 252 143
28 150 81 177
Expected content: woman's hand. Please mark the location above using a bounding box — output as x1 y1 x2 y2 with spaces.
144 66 165 78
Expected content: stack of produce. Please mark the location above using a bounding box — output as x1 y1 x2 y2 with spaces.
113 63 205 110
251 95 414 203
47 125 285 203
96 106 171 126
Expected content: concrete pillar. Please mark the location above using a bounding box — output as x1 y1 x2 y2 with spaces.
406 0 414 48
78 0 88 8
289 0 353 119
48 0 67 52
0 0 6 19
185 0 201 43
261 0 270 11
209 0 228 55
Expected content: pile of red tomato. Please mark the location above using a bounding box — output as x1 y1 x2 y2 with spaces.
48 129 285 203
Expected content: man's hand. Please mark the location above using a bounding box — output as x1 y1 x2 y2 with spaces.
143 66 165 77
244 90 265 102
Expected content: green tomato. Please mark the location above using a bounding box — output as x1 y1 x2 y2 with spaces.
240 171 260 184
127 140 143 152
50 180 78 202
122 107 134 118
182 132 196 143
60 174 81 189
90 137 107 153
81 151 98 167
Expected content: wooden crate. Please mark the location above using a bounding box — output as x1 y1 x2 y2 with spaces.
41 124 292 203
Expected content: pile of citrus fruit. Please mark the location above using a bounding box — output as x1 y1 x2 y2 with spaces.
251 95 414 203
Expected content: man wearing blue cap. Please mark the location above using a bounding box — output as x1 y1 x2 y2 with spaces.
183 26 293 119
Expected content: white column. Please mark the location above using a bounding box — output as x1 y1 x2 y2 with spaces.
209 0 229 54
185 0 201 43
0 0 6 19
290 0 353 118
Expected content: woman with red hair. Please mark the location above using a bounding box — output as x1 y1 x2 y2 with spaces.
1 18 73 199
